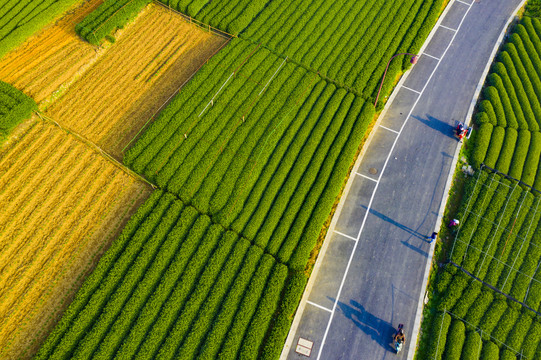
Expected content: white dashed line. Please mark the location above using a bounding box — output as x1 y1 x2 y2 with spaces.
307 301 333 313
401 85 422 95
422 52 441 61
379 124 400 134
355 172 379 183
334 230 358 242
456 0 471 5
316 0 475 358
440 24 458 32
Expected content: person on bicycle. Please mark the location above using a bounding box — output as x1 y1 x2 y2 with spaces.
394 328 406 344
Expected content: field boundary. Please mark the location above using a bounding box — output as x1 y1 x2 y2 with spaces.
34 111 156 189
121 34 231 155
152 0 235 39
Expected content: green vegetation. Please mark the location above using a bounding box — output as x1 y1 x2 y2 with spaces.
75 0 152 45
0 0 81 59
474 17 541 188
0 80 37 142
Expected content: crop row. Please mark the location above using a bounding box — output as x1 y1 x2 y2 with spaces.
450 171 541 311
0 80 36 142
124 39 374 269
154 0 442 98
75 0 151 45
473 17 541 189
422 268 541 359
36 190 306 360
0 0 81 58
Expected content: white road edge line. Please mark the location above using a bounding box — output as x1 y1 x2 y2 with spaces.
401 85 422 94
439 24 458 32
307 301 333 313
356 172 379 183
316 0 475 359
334 230 358 242
379 124 400 134
422 52 441 61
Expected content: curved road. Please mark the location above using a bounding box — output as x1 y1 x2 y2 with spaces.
284 0 524 359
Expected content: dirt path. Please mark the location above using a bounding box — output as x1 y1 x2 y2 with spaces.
0 117 151 359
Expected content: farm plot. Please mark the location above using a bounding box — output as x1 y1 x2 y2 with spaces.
45 3 228 159
0 80 36 143
159 0 443 99
473 17 541 189
450 170 541 312
0 0 103 104
0 117 151 360
124 38 375 269
36 190 305 360
0 0 84 59
422 269 541 359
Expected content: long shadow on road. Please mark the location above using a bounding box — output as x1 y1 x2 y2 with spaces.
412 114 456 139
331 298 396 353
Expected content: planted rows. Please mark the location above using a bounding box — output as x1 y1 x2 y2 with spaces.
0 0 81 58
0 80 36 142
422 268 541 359
154 0 442 99
124 38 375 269
36 190 305 360
473 17 541 189
75 0 152 45
450 171 541 312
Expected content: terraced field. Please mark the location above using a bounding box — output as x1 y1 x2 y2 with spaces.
0 118 151 359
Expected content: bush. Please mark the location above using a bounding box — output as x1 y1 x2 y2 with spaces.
0 80 37 141
472 123 494 168
76 0 152 45
482 87 506 126
483 126 505 169
461 331 482 360
443 320 466 359
509 129 531 180
480 341 499 360
521 131 541 186
495 127 518 174
478 100 498 126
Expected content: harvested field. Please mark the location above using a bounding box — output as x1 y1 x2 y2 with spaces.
45 3 228 159
0 116 151 360
0 0 104 104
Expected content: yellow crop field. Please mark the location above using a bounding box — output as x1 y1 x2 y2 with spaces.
0 0 104 104
0 117 151 359
45 3 228 158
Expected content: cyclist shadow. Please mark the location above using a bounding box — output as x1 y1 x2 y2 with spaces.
332 298 396 353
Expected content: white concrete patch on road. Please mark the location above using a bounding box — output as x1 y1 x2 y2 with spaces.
316 0 476 358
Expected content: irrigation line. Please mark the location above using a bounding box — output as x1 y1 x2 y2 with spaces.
198 72 234 117
442 308 528 358
500 191 528 257
34 111 156 189
524 255 541 304
502 196 541 291
449 168 484 261
433 309 446 360
222 71 320 225
120 37 231 154
476 181 518 277
259 57 287 96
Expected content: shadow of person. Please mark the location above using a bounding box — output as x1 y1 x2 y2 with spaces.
411 114 456 139
332 298 396 352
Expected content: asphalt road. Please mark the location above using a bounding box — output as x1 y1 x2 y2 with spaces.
285 0 524 359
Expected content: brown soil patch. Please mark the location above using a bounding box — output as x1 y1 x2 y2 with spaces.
45 3 228 159
0 116 151 359
0 0 104 105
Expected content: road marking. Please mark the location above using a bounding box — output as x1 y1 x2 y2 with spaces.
439 24 458 32
334 230 358 242
307 301 333 313
316 0 475 358
355 172 378 183
422 52 441 61
401 85 422 95
456 0 471 5
379 124 400 134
